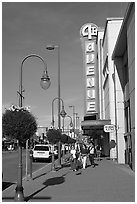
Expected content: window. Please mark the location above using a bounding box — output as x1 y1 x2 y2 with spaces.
34 146 49 151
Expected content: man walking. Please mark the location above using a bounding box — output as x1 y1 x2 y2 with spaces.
88 142 95 168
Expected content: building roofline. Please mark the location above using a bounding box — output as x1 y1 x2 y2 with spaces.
98 27 104 32
112 2 135 59
102 17 124 46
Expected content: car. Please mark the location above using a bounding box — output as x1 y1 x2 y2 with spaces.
32 144 52 162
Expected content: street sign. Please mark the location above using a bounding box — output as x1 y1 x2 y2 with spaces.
104 125 115 132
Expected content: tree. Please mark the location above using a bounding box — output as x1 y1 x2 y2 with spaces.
67 136 76 144
61 134 68 144
2 108 37 145
46 129 62 144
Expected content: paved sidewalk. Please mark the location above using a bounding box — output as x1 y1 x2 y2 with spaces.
2 158 135 202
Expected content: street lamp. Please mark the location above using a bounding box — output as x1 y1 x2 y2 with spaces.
46 45 60 128
46 45 62 166
51 97 66 168
61 114 73 160
52 97 67 128
75 113 79 138
65 115 73 128
69 105 75 138
67 115 73 127
65 115 73 135
15 54 51 202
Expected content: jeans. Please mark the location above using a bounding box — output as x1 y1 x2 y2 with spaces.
81 155 87 169
70 158 76 170
89 154 95 166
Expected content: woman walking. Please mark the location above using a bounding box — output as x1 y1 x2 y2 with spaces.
70 145 77 171
80 144 88 169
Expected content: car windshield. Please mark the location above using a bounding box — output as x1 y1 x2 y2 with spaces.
34 146 49 151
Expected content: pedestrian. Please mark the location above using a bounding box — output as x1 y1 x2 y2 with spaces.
70 145 77 171
75 142 81 171
80 143 88 169
65 145 69 153
88 142 95 167
96 145 102 161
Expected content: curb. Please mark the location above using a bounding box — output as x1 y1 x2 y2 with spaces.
2 154 70 196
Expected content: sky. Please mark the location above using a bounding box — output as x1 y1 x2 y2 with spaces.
2 1 129 129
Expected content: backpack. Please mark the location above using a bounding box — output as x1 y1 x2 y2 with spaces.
80 144 88 154
88 145 94 154
75 144 80 158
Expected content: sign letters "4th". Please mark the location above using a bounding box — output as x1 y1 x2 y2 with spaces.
81 24 98 40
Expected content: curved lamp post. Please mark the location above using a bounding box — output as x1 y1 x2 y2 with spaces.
75 113 79 138
63 115 73 133
47 45 65 167
15 54 51 202
66 115 73 127
65 115 73 139
68 115 73 135
52 97 66 128
51 97 66 168
69 105 76 138
61 115 73 160
46 45 61 129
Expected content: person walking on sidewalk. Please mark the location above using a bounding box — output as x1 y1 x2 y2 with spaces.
70 145 77 171
96 145 102 161
80 143 88 169
75 142 81 171
88 142 95 168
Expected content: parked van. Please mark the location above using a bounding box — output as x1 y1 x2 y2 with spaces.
32 144 52 162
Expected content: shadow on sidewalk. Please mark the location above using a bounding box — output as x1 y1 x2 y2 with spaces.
24 185 52 202
43 176 65 186
32 172 47 181
2 181 15 191
61 162 70 168
25 175 66 202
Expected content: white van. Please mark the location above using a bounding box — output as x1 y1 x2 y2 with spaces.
33 144 52 162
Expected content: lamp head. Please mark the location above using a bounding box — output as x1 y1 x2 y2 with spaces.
69 105 73 108
46 45 55 50
40 71 51 90
70 121 73 127
60 109 67 118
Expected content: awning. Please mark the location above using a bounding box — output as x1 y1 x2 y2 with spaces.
81 120 111 130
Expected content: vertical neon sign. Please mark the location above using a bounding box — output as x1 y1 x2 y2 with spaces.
80 23 98 116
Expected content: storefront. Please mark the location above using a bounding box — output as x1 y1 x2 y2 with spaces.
81 119 111 157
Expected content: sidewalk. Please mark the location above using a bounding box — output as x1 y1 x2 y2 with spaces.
2 157 135 202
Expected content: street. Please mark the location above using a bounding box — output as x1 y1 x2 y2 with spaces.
2 150 51 190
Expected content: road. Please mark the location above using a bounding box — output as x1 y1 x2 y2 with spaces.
2 149 51 190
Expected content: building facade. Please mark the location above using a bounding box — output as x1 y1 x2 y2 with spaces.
80 2 135 170
102 18 125 163
80 23 111 157
112 3 135 171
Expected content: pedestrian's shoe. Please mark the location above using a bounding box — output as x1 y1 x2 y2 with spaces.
76 171 81 175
